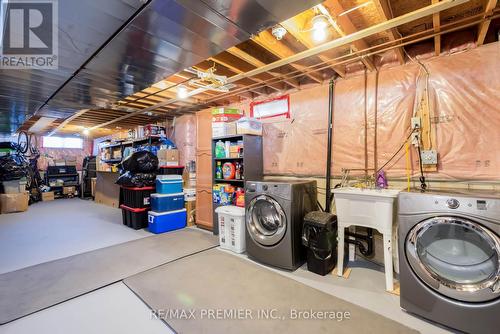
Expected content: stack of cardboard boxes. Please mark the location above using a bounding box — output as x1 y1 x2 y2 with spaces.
211 108 263 137
157 148 179 167
0 179 29 214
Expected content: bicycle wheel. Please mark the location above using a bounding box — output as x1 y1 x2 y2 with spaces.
17 131 29 154
29 134 39 155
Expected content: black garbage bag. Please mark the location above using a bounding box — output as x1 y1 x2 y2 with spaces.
119 151 158 173
0 154 28 181
0 142 17 150
116 171 156 188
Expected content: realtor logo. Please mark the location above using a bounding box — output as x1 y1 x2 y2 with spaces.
1 0 58 69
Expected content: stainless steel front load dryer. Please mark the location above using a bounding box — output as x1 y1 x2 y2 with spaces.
245 180 317 270
398 190 500 334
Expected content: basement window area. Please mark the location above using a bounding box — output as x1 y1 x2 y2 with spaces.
42 136 83 149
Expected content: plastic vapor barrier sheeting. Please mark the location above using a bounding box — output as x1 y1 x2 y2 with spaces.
187 43 500 180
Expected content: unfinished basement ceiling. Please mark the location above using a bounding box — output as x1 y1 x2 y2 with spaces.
1 0 323 135
12 0 500 136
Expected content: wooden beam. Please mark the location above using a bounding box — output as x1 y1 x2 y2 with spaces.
89 0 470 130
252 31 324 83
226 47 300 88
47 109 89 136
280 16 345 77
372 0 405 64
477 0 498 46
208 56 285 92
432 0 441 56
322 2 376 71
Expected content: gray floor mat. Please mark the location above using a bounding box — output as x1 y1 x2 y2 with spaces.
124 249 418 334
0 228 218 324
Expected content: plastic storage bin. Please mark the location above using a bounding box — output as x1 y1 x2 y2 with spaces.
121 186 154 208
156 175 183 194
148 209 187 234
158 166 184 175
215 205 246 253
301 211 337 276
151 192 184 212
120 204 149 230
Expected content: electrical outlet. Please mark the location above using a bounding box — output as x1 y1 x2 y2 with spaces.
420 150 438 165
411 117 421 129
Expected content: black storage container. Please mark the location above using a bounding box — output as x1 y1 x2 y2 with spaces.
302 211 338 276
120 204 149 229
121 186 154 208
158 165 184 175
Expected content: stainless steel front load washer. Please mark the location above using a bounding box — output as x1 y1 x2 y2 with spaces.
398 190 500 334
245 180 317 270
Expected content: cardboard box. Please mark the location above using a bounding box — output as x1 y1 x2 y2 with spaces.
0 192 29 214
54 159 66 166
63 186 76 195
212 107 243 115
157 149 179 166
212 114 242 123
185 200 196 227
41 191 55 201
212 122 237 138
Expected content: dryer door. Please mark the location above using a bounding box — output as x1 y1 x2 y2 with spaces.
247 195 287 246
406 216 500 302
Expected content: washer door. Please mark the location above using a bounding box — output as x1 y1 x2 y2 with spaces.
406 216 500 302
247 195 287 246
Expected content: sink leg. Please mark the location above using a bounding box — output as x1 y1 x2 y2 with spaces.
337 227 345 277
383 233 394 291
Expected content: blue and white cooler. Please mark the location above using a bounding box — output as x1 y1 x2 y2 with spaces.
156 175 183 194
148 175 186 234
148 209 187 234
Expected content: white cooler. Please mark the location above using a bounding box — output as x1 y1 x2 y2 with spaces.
215 205 246 253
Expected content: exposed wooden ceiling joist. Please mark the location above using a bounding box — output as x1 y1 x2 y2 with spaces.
477 0 498 45
252 31 325 83
225 46 301 88
322 1 376 71
372 0 406 64
432 0 442 56
280 15 346 78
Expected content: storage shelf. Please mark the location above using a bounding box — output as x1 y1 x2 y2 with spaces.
214 179 244 183
214 157 243 161
102 158 122 164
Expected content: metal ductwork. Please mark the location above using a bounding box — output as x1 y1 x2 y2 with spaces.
0 0 323 134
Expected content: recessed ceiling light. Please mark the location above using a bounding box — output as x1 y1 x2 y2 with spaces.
82 128 90 136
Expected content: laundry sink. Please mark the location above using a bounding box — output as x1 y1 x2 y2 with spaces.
332 187 401 233
332 187 402 291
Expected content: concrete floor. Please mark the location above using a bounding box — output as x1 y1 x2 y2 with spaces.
224 250 451 334
0 283 172 334
0 198 151 274
0 199 450 333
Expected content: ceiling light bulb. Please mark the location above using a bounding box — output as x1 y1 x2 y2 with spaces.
312 27 327 42
82 128 90 136
312 15 328 30
177 85 188 99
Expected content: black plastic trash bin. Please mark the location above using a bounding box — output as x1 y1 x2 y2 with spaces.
301 211 338 276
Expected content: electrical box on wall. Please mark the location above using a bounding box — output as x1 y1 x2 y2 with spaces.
420 150 438 165
411 117 421 130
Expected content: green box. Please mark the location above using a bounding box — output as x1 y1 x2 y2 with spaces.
212 107 242 115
